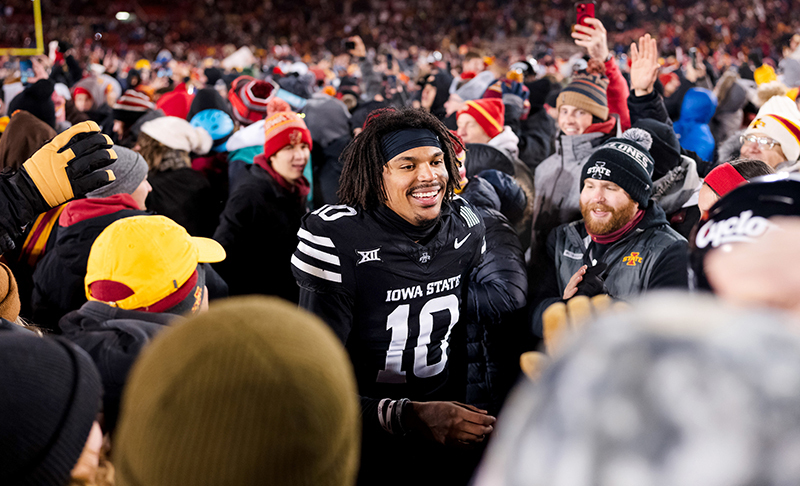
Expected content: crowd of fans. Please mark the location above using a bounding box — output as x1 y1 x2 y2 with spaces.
4 1 800 485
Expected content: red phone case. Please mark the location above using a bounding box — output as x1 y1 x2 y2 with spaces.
576 2 595 28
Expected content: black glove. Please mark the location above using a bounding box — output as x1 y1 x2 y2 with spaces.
574 262 609 297
0 121 116 252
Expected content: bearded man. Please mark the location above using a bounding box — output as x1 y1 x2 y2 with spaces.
530 129 689 337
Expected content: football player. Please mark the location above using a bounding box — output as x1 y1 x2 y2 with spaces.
292 108 494 485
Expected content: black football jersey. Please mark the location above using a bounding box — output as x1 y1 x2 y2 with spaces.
292 197 485 400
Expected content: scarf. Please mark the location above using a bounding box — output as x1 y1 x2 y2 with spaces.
587 209 645 245
253 154 310 200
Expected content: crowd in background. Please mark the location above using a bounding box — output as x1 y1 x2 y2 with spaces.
4 1 800 485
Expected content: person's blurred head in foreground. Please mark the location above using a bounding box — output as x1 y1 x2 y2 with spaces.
113 296 361 486
474 293 800 486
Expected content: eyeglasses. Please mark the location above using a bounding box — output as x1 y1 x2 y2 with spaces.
740 134 781 149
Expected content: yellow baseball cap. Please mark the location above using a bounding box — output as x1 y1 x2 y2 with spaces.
85 215 225 310
135 59 151 71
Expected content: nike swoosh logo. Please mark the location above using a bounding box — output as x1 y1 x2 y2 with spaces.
454 233 471 249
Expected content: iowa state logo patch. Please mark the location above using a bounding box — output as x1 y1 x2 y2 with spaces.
623 252 643 266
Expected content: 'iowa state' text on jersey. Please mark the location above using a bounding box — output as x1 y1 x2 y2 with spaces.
291 198 485 399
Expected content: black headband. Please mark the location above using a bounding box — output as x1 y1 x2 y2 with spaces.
381 128 442 162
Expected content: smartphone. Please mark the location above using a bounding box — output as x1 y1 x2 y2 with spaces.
689 47 698 69
20 59 34 85
387 74 397 90
576 1 596 28
386 52 393 67
345 41 356 51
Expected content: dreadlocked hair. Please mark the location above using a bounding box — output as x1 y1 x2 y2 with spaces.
338 107 464 210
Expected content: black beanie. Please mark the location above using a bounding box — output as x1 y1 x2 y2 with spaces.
581 128 656 208
528 78 554 109
0 331 102 486
204 67 223 88
186 88 233 122
633 118 682 180
8 79 56 129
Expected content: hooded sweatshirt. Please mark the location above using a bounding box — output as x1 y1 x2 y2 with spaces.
59 300 177 432
673 88 718 162
31 194 147 329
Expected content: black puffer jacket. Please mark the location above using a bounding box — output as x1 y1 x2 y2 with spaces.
213 162 307 302
459 175 528 414
312 134 350 207
59 301 178 432
509 108 558 172
465 143 535 249
31 196 146 330
147 168 221 238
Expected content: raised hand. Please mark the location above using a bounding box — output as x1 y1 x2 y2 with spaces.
630 33 660 96
348 35 367 58
572 18 610 62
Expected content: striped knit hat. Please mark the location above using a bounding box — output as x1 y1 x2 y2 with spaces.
556 73 610 120
744 95 800 162
228 76 277 126
263 100 313 160
114 89 156 126
457 98 505 139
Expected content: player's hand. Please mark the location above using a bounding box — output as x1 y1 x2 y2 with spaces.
407 401 496 448
630 33 660 96
563 265 587 300
572 18 609 62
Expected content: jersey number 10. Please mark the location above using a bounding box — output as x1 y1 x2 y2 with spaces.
376 295 459 383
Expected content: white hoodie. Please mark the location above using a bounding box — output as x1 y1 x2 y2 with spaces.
488 126 520 160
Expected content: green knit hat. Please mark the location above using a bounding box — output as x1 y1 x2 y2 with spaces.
114 296 361 486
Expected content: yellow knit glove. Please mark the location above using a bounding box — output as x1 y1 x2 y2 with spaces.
521 295 627 381
21 121 116 208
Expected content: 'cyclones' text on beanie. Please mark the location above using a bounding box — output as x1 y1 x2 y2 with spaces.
457 98 505 139
0 331 102 486
581 128 656 208
557 72 610 121
114 296 361 486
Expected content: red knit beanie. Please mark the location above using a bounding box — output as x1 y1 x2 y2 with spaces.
457 98 505 139
263 107 313 160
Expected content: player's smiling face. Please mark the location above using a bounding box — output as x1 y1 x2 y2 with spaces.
383 145 448 226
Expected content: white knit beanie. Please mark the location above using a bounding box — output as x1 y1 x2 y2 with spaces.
140 116 213 155
744 95 800 162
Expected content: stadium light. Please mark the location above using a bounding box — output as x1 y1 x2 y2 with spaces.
116 11 131 21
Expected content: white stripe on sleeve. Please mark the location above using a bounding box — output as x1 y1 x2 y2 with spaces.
297 227 335 248
297 242 340 266
291 255 342 283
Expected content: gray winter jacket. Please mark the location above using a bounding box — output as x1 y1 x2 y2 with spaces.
530 127 618 255
652 155 702 215
530 202 688 337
